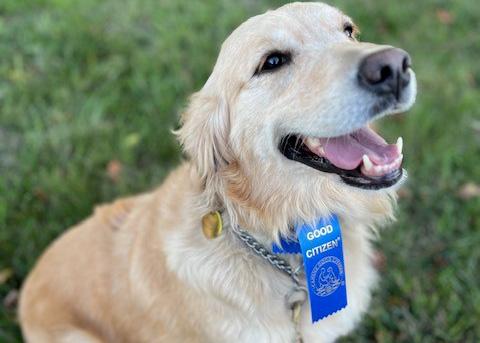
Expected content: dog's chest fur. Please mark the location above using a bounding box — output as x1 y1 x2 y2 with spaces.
119 165 380 343
158 216 377 343
162 222 298 342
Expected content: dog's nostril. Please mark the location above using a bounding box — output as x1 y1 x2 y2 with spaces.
402 56 411 73
379 66 392 83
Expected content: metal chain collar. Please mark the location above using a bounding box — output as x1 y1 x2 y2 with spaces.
234 228 302 284
233 227 307 343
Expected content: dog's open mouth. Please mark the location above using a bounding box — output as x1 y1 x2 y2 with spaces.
280 127 404 189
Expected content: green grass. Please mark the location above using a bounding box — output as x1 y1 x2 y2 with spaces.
1 0 479 341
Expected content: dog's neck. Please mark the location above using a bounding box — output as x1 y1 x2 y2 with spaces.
194 160 397 244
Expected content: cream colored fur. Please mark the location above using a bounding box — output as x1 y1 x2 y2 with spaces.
19 2 416 342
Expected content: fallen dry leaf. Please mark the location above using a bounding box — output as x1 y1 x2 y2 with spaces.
433 254 449 268
372 250 387 272
33 188 49 202
467 73 477 88
436 9 454 25
107 160 123 182
397 187 412 199
3 289 19 310
457 182 480 200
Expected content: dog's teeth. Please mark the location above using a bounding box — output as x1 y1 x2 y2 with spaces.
396 137 403 154
306 137 321 149
362 155 373 171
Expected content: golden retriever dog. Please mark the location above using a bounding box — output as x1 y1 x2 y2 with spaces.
19 2 416 342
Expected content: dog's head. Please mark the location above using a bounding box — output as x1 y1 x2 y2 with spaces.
178 2 416 233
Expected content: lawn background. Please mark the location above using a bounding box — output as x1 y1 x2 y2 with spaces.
1 0 479 342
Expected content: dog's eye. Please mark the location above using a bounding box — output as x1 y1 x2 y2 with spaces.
344 24 354 39
257 52 290 74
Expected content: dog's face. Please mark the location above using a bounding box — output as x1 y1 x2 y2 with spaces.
179 2 417 229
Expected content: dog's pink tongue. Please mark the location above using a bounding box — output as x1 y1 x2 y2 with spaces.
320 127 399 170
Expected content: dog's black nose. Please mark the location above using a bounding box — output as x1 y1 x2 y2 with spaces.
358 48 411 100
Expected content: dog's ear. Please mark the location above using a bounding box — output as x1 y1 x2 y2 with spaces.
176 91 231 181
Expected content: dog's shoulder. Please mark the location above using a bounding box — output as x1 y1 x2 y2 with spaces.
93 196 138 231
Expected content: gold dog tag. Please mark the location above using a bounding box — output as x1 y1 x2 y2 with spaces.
201 211 223 239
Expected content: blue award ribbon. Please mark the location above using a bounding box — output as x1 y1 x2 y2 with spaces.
273 214 348 323
272 236 301 254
